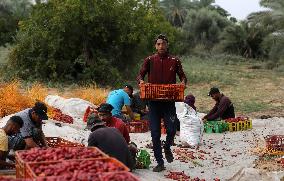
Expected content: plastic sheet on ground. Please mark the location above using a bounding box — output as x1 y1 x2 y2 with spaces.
45 95 95 122
228 168 284 181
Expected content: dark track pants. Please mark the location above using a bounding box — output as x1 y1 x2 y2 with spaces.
149 101 176 165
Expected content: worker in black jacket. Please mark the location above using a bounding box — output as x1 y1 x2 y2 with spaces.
87 117 135 171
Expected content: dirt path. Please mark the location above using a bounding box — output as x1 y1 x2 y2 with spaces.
132 117 284 181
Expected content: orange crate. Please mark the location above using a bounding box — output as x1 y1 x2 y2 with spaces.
46 137 85 148
15 152 26 178
16 147 108 178
26 157 129 178
140 83 185 101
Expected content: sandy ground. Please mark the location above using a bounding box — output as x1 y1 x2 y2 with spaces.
132 117 284 181
1 115 283 181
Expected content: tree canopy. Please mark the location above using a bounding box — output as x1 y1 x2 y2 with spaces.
6 0 176 84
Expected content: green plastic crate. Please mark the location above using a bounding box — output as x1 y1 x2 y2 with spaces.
204 121 228 133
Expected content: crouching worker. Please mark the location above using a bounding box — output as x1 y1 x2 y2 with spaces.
86 103 130 144
202 87 235 121
87 117 135 171
0 116 23 169
8 101 49 151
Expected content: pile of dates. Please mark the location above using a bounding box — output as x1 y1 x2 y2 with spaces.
52 109 73 124
30 159 126 177
19 147 105 162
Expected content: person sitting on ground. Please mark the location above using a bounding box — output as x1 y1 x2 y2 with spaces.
130 91 149 120
184 94 196 111
8 101 49 150
0 116 23 169
202 87 235 121
106 85 135 122
87 117 135 171
86 103 130 144
175 94 197 134
178 94 203 149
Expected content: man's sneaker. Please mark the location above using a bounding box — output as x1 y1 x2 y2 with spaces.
153 164 166 172
164 147 174 163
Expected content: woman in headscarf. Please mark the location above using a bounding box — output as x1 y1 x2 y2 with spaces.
184 94 196 111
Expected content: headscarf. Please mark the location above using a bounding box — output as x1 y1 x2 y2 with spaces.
184 94 196 111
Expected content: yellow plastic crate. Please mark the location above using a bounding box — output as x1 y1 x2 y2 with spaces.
246 119 252 129
228 122 240 132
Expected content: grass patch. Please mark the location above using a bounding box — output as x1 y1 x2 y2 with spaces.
236 101 269 113
0 46 10 65
182 55 284 117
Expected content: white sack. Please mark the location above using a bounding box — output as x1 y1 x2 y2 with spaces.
45 95 95 120
175 102 203 147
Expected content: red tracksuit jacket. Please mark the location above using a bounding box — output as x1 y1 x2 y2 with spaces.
137 53 187 84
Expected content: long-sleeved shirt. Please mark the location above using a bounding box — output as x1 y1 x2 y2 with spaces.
106 117 130 144
137 53 187 84
88 127 135 170
205 94 235 121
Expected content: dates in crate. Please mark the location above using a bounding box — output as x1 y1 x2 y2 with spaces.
35 172 101 181
30 159 126 177
19 147 104 162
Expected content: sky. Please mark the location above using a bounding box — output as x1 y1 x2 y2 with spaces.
214 0 267 20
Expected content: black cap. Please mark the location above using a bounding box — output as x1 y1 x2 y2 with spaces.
88 116 105 131
32 101 48 120
125 84 133 98
208 87 220 96
86 113 104 130
10 116 24 128
98 103 114 113
155 34 168 43
125 84 133 92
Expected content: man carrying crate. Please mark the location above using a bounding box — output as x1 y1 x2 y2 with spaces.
137 34 187 172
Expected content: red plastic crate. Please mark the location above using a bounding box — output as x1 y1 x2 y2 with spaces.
127 120 149 133
141 120 149 132
265 135 284 152
127 122 143 133
140 83 185 101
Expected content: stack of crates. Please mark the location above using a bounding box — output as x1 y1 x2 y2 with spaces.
225 117 252 132
204 121 228 133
